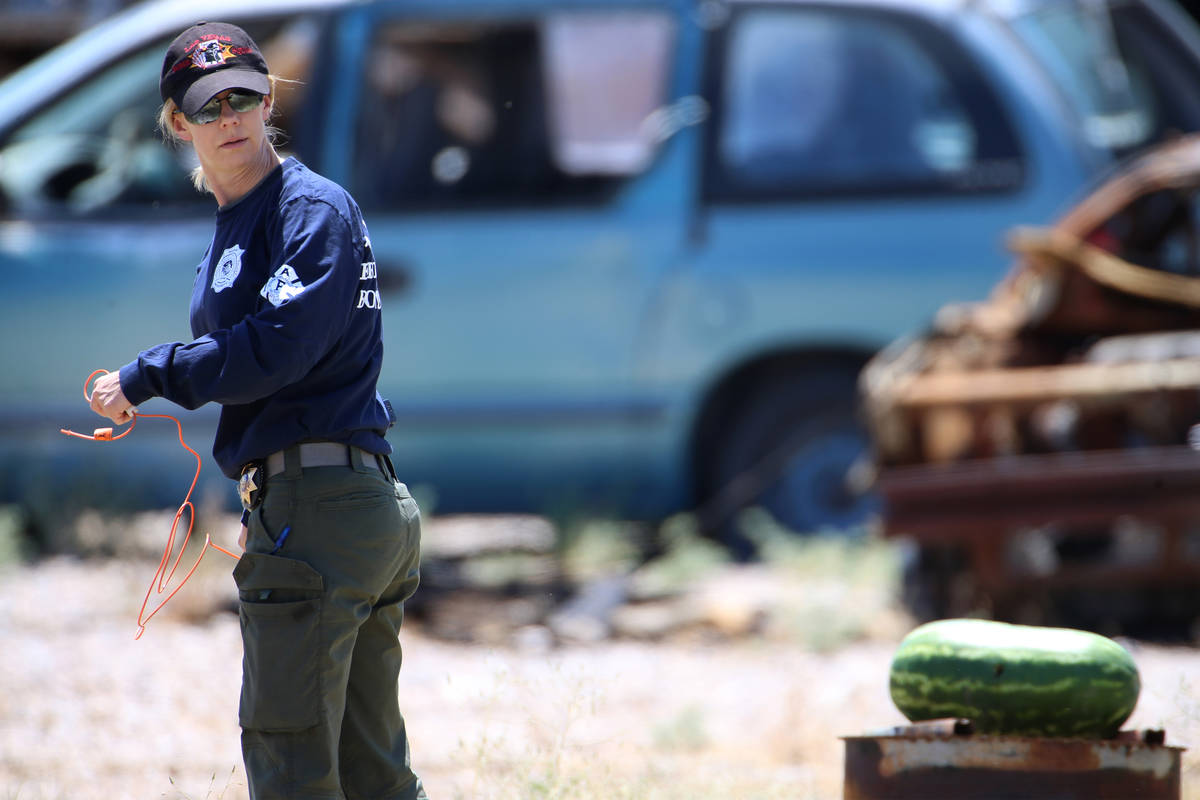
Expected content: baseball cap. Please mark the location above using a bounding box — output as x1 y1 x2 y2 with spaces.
160 22 271 117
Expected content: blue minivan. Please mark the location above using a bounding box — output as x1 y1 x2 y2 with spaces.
3 0 1200 546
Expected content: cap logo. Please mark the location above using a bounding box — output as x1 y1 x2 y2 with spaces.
169 34 253 76
191 38 231 69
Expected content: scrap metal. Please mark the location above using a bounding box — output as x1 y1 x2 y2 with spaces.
860 135 1200 622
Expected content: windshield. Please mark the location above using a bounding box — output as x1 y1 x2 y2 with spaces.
1009 0 1154 153
0 16 319 218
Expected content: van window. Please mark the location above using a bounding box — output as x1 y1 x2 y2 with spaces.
351 13 673 210
1010 1 1154 153
707 7 1024 200
1107 1 1200 146
543 13 675 175
0 17 319 218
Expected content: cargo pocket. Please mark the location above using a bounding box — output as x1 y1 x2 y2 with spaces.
233 552 325 732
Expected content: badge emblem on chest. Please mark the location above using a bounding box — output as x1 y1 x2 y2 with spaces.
212 244 245 293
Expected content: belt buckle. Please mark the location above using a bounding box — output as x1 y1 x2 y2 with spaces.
238 463 264 511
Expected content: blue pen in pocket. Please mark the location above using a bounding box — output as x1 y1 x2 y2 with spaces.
269 525 291 555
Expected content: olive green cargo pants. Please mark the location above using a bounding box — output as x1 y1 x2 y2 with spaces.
234 446 426 800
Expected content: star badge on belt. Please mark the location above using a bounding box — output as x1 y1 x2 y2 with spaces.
238 465 259 510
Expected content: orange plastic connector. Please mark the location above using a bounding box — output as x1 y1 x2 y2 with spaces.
59 370 136 442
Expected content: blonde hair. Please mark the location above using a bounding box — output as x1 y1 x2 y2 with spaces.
157 74 286 193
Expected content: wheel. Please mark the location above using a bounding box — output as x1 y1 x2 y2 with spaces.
699 366 879 557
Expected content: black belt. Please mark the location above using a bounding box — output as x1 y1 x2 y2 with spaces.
239 443 381 511
263 442 380 477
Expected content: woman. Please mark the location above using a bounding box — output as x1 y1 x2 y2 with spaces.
88 21 427 800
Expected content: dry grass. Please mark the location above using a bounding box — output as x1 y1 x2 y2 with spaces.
1 509 1198 799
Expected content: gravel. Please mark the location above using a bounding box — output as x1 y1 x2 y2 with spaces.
2 553 1198 800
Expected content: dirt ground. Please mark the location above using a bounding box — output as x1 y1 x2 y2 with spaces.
2 532 1199 800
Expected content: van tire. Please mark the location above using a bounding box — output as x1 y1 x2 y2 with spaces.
697 366 876 558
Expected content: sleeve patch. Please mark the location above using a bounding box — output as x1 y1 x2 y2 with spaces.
260 264 307 307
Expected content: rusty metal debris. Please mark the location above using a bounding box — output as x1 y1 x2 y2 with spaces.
843 725 1184 800
861 135 1200 626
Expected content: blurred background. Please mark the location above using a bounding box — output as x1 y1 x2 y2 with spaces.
6 0 1200 797
4 0 1200 626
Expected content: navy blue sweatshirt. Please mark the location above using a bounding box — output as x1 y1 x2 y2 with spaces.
119 157 393 479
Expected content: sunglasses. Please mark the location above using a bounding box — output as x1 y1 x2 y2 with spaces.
182 90 265 125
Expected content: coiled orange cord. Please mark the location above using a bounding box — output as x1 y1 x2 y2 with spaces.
60 369 239 639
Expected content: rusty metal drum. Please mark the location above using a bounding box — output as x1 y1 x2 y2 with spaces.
843 723 1183 800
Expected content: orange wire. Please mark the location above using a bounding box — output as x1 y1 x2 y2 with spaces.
60 369 240 640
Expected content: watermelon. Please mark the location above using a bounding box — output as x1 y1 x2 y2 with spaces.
889 618 1140 738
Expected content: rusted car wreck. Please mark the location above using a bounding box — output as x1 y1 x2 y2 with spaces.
862 135 1200 632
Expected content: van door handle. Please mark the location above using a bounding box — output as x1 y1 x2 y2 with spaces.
376 260 414 297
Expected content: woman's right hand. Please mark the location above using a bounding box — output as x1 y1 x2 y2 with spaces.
89 370 134 424
238 524 248 552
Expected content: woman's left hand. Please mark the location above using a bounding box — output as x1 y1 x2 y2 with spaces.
89 371 135 424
